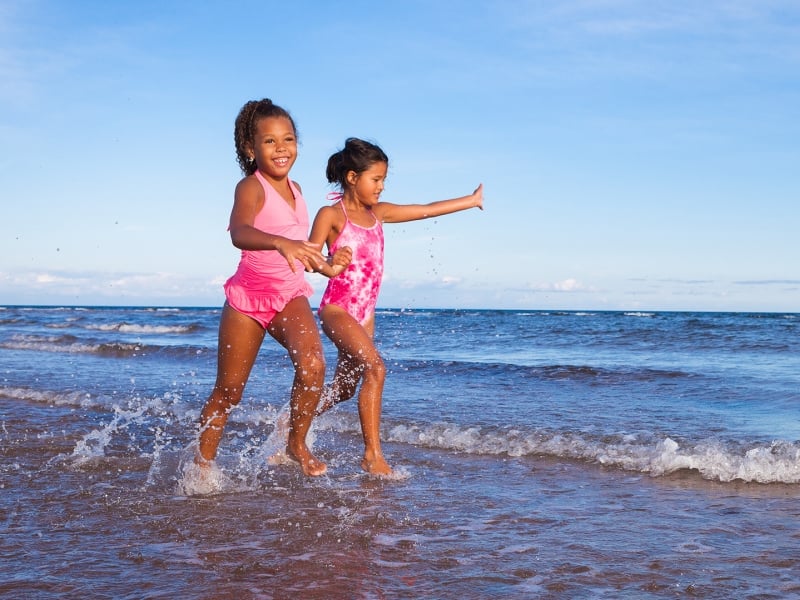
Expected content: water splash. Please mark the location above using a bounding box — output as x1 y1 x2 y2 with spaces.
69 404 148 467
175 452 239 496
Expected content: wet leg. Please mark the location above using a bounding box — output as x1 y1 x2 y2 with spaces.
198 304 265 463
316 352 361 415
321 308 392 475
268 297 327 476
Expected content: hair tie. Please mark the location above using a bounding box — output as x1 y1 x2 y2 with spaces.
326 192 344 203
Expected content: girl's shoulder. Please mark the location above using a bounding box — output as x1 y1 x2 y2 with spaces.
234 173 264 201
316 202 345 224
310 202 346 242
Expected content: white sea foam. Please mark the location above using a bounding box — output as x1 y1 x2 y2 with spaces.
85 323 193 334
1 334 101 354
0 385 99 408
0 334 146 355
372 420 800 484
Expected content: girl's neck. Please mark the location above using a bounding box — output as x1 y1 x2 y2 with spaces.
259 170 294 203
342 190 369 212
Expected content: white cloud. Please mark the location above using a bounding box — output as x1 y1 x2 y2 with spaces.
553 278 583 292
526 278 594 293
0 269 225 306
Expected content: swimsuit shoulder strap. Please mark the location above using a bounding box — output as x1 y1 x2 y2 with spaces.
338 200 349 223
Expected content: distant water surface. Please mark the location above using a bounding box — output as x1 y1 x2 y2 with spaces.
2 306 799 598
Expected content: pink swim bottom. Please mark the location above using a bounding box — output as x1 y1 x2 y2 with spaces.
226 288 309 329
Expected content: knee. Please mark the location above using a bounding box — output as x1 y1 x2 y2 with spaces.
363 353 386 383
215 383 244 407
296 347 326 385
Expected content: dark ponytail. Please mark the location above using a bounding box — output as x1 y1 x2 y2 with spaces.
326 138 389 189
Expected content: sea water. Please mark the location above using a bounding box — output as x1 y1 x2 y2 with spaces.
2 306 799 598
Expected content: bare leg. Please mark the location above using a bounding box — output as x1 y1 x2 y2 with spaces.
198 304 265 463
320 307 391 475
267 296 327 476
316 351 361 415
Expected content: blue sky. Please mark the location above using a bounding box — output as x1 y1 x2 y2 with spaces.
1 0 798 312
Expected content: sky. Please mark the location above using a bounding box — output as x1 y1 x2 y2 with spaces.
1 0 798 312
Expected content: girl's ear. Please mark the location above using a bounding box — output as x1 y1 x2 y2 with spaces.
346 170 358 186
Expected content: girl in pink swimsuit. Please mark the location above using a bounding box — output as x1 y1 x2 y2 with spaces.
309 138 483 476
195 99 350 480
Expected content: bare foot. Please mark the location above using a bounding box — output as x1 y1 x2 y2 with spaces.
362 454 393 477
286 445 327 477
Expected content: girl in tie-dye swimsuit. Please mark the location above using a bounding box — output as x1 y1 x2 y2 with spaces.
309 137 484 476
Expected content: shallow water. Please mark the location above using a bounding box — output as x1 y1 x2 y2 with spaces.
2 306 799 598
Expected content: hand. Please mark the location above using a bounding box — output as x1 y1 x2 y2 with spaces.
327 246 352 276
331 246 352 269
472 183 484 210
276 239 327 273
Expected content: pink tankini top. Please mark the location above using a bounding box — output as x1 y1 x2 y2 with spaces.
224 171 313 315
319 201 384 325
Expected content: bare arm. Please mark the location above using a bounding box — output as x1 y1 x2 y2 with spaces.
374 183 484 224
308 204 352 278
229 177 327 273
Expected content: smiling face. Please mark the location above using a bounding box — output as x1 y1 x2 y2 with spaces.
348 161 387 208
248 116 297 183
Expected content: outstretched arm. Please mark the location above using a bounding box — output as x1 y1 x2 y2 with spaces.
375 183 483 224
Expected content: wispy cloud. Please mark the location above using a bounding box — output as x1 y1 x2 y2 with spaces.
734 279 800 285
1 269 223 304
519 278 596 293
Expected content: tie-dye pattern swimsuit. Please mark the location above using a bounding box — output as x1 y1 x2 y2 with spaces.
319 201 384 325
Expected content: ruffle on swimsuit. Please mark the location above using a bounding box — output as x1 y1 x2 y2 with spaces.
224 276 312 316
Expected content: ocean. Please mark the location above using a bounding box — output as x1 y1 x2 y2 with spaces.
2 305 799 598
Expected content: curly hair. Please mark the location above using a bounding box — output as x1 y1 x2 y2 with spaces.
233 98 298 175
326 138 389 189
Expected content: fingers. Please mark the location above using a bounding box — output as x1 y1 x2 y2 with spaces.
302 240 326 259
297 241 327 272
280 239 326 272
473 183 484 210
333 246 353 266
